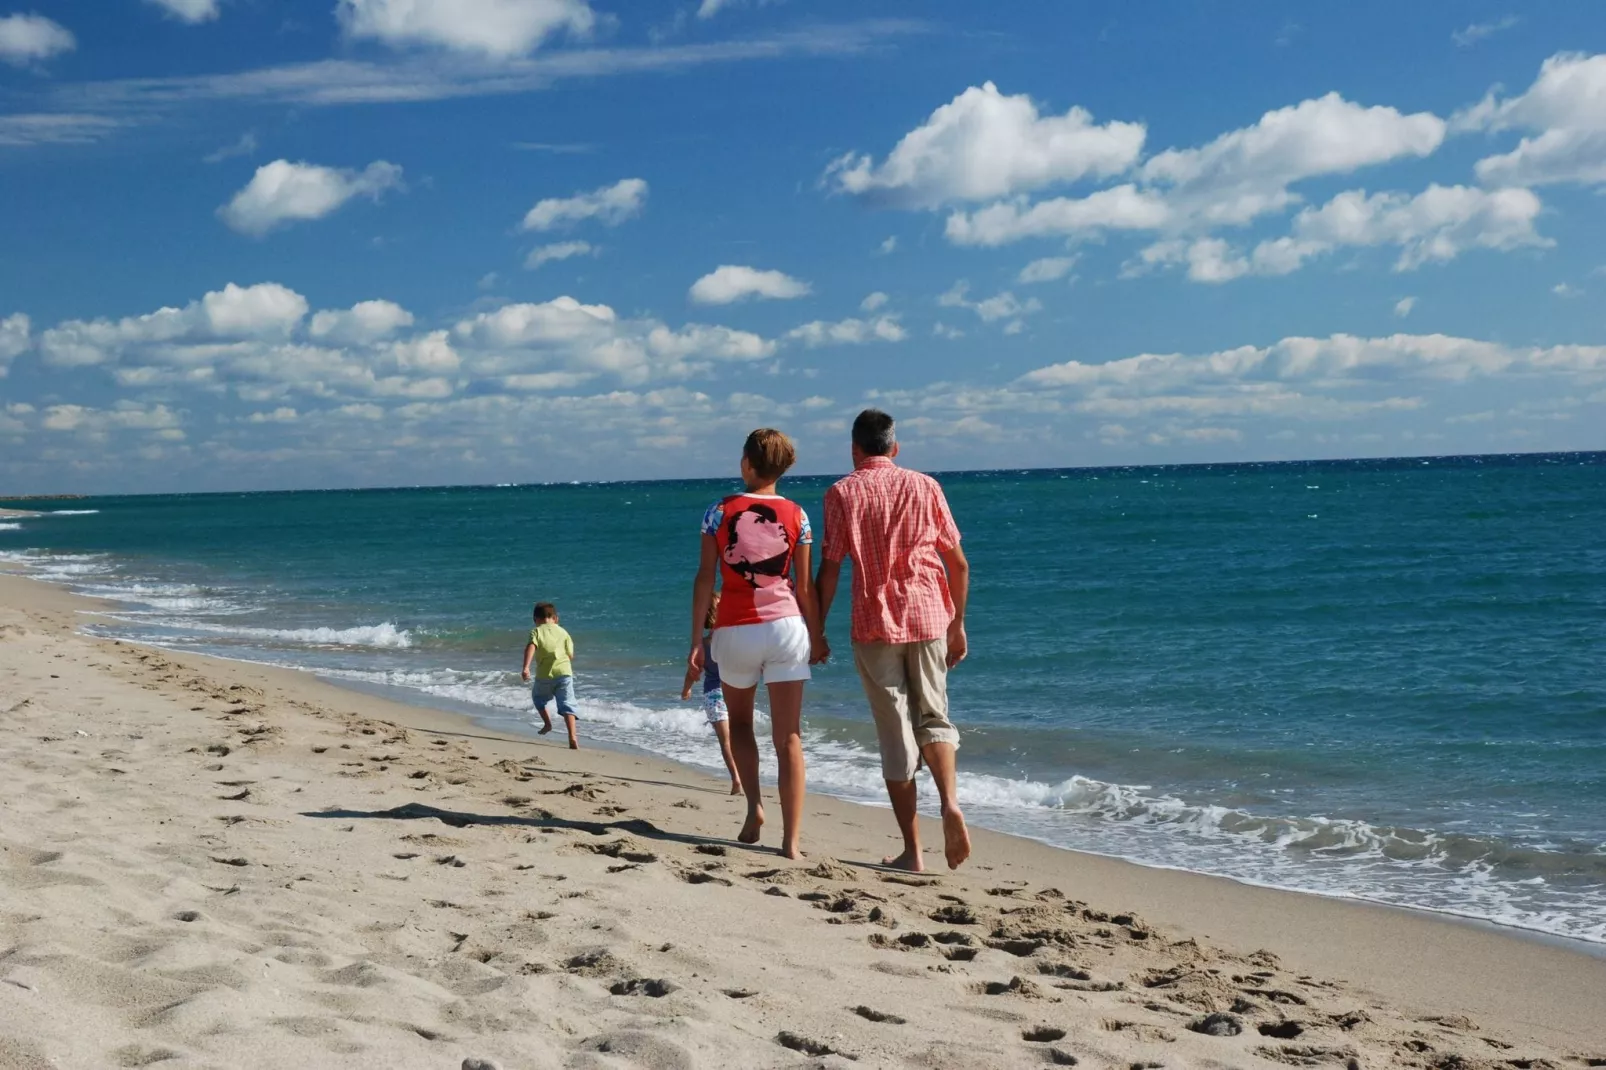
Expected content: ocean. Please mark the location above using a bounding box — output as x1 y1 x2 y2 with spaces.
3 452 1603 945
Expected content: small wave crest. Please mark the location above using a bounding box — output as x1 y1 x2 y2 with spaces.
173 620 415 648
0 523 20 531
43 509 100 516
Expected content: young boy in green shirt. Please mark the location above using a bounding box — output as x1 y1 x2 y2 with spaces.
521 601 579 749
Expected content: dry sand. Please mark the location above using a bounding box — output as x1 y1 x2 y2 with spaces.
1 571 1603 1069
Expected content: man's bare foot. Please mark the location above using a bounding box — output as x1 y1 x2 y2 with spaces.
538 723 552 735
729 780 743 796
942 806 971 870
738 806 764 844
779 841 803 861
881 848 924 872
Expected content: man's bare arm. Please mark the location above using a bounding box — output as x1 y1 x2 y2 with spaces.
939 542 970 669
816 557 842 624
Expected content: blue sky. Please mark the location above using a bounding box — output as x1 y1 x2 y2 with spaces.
1 0 1603 493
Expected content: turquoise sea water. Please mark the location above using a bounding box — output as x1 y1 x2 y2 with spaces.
3 452 1604 944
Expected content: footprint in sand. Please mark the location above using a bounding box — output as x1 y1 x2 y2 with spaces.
852 1005 907 1024
776 1032 854 1060
929 903 978 925
609 978 678 997
1188 1012 1244 1037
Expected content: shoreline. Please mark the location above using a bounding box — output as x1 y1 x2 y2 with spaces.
2 568 1604 1065
327 659 1606 962
9 562 1606 964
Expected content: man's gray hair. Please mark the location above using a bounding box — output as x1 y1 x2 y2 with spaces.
852 409 896 456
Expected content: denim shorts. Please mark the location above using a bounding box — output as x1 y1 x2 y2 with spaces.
532 675 578 717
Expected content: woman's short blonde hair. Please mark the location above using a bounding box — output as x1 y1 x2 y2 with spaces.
743 428 796 482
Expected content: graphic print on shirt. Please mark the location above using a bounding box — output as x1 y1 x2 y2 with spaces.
702 494 812 627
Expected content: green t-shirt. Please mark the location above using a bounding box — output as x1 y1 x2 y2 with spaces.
527 622 574 679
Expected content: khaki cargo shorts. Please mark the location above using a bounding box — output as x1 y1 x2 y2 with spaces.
852 639 961 782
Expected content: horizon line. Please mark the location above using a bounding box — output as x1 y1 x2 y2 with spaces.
3 448 1601 504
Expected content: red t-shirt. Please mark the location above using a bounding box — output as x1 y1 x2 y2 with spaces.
701 493 813 628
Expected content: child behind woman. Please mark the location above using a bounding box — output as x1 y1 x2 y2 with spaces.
682 591 743 795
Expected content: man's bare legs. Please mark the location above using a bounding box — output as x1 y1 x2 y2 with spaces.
923 741 970 869
711 719 743 795
766 680 806 860
883 777 923 871
881 741 970 872
724 684 764 843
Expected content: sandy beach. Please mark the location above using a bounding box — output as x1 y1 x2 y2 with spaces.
1 571 1603 1070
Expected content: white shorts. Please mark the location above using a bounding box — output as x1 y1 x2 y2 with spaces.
709 617 812 689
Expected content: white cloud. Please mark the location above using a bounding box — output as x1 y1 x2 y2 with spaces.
689 265 811 305
1452 16 1518 48
337 0 595 58
1459 52 1606 188
524 240 596 269
0 313 30 376
938 281 1041 327
860 291 889 312
826 82 1146 208
0 13 74 67
247 407 298 424
1553 282 1581 298
932 322 963 340
1282 184 1548 270
1017 256 1077 284
204 131 257 164
520 178 647 231
309 300 415 343
146 0 221 24
1137 185 1549 283
219 159 404 236
202 282 310 334
41 401 183 437
40 282 308 368
1394 296 1417 318
0 113 118 146
1139 93 1446 226
1019 333 1606 393
878 236 898 255
944 185 1169 246
941 91 1446 248
454 297 776 386
785 315 906 348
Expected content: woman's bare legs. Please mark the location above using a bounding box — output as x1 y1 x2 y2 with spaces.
766 680 806 860
724 684 764 843
711 719 743 794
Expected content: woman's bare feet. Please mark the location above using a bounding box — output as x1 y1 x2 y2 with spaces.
881 848 924 872
738 805 764 844
728 779 743 796
779 840 803 860
942 805 971 869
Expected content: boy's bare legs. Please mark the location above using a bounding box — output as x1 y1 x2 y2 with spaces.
562 714 579 750
881 742 969 872
724 684 765 843
766 680 806 860
534 699 553 735
712 720 743 795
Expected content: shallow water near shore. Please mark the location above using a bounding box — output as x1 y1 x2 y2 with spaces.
4 451 1604 943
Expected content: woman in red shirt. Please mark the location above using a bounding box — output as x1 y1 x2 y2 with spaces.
687 428 826 859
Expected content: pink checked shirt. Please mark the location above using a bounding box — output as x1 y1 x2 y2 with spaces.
822 456 962 645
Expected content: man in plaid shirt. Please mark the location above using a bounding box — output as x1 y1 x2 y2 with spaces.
816 409 972 870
